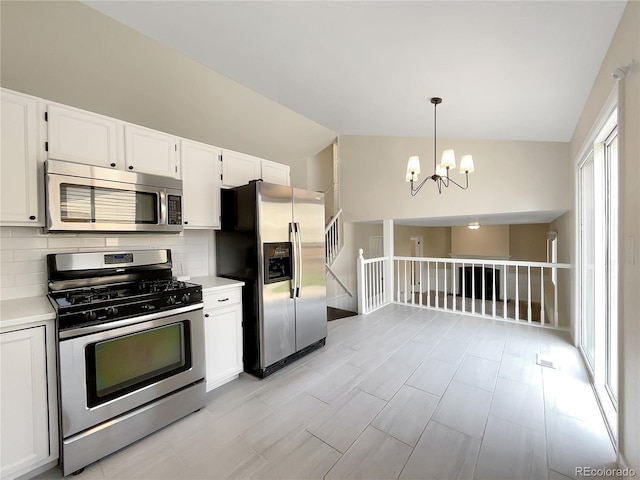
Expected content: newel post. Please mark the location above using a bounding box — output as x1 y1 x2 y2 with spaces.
357 248 365 314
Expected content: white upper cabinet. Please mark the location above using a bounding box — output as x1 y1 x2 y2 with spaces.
181 139 221 229
0 89 44 226
221 150 262 188
47 103 180 178
124 124 180 179
221 150 290 188
47 104 122 169
261 159 290 186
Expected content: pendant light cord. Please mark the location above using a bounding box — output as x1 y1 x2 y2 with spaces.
433 101 437 173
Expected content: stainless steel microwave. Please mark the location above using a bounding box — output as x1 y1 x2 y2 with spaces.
45 159 183 233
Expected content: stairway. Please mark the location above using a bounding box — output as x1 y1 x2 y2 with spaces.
327 306 358 321
324 208 357 318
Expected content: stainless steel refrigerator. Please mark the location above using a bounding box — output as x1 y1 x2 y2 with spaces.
216 180 327 378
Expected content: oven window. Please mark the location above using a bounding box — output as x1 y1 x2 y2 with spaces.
60 183 158 224
85 322 191 407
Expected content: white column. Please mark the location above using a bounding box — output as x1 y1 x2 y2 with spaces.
357 248 365 314
383 219 394 304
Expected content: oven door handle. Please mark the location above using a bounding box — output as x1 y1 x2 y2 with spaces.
59 303 204 340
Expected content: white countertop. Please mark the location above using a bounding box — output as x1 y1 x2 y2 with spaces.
189 276 245 291
0 296 56 331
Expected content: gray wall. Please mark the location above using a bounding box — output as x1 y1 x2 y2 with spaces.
0 1 337 170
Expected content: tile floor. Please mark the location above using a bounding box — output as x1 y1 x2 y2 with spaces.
37 304 617 479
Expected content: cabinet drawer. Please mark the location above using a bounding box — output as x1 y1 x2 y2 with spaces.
203 288 241 310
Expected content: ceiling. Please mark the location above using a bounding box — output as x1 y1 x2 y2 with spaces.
83 0 626 143
81 1 625 228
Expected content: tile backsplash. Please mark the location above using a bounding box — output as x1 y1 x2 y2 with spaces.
0 227 214 300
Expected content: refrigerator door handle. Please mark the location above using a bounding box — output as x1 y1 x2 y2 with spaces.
289 222 297 298
295 222 303 297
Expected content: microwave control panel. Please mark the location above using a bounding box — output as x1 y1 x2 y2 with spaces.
167 195 182 225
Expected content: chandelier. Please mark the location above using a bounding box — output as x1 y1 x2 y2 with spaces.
406 97 475 195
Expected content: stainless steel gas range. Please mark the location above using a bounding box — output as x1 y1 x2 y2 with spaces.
47 249 205 476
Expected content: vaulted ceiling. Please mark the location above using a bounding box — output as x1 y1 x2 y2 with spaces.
84 1 626 143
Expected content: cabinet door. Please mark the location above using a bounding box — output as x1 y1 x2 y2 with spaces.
261 159 290 186
124 124 179 178
0 90 43 226
203 300 243 391
181 140 221 229
47 104 122 169
0 327 49 479
221 150 262 188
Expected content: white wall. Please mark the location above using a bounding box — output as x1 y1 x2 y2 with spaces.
569 1 639 470
339 135 571 223
0 227 212 300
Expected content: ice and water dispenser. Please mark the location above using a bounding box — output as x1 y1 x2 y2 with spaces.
263 242 292 284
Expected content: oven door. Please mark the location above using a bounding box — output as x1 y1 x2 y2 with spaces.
58 306 204 438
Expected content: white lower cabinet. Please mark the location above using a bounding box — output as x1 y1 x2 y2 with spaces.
0 322 58 480
203 286 243 391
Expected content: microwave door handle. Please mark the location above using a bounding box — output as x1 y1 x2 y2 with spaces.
159 190 167 225
289 222 297 299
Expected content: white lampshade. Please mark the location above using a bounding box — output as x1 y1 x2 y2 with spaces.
435 163 448 177
441 149 456 169
460 154 475 173
406 155 421 175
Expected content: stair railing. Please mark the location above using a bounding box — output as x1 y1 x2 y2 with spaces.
325 208 343 266
357 249 388 314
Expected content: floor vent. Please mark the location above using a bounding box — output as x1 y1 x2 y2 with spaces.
536 353 556 369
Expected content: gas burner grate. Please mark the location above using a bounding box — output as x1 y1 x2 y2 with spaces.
65 288 120 305
138 279 187 294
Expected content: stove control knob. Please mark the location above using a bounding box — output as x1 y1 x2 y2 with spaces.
84 311 97 321
181 293 190 303
167 295 177 305
106 306 119 317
